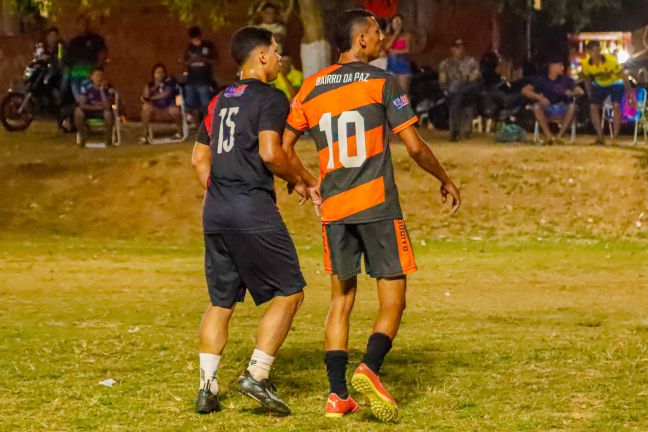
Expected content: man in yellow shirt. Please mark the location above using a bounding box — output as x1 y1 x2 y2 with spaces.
272 55 303 100
581 41 635 145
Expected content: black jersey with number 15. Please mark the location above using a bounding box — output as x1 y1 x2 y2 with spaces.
196 79 290 234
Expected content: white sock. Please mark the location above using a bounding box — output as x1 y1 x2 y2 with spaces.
199 353 221 394
247 349 274 381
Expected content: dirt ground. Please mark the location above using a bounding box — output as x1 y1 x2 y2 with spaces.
1 122 647 242
1 123 647 431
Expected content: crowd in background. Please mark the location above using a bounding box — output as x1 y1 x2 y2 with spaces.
21 1 641 147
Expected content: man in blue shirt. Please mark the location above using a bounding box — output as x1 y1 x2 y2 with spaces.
522 58 584 144
74 68 116 147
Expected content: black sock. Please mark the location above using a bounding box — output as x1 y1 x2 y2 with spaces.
325 350 349 398
361 332 393 374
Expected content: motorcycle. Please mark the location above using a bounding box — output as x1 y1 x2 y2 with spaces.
1 46 75 132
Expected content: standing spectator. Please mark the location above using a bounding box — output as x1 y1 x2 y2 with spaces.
522 58 584 144
439 39 481 141
140 63 183 143
384 14 412 91
272 55 303 100
251 0 294 54
34 27 65 101
65 14 108 101
183 26 217 124
581 41 635 145
43 27 65 64
74 68 115 148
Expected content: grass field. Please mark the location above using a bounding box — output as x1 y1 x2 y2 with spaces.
1 123 647 431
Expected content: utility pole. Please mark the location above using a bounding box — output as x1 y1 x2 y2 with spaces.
525 0 532 62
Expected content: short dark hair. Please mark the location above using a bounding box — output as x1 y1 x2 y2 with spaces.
333 9 375 53
188 26 202 39
586 41 601 50
230 26 274 66
261 2 278 12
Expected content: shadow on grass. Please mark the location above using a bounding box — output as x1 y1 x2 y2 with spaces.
270 343 478 408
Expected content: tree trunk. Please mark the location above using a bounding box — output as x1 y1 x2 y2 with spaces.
297 0 331 77
1 0 20 35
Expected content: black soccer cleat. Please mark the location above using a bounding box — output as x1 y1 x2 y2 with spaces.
238 370 291 415
195 389 221 414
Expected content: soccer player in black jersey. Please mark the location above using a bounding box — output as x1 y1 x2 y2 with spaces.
191 26 319 415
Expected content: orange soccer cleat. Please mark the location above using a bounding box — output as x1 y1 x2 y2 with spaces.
351 363 398 422
324 393 361 418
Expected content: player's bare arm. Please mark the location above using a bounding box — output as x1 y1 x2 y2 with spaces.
191 142 211 189
398 125 461 213
282 128 318 187
259 130 303 188
282 128 322 214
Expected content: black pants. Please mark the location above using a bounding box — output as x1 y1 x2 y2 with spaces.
447 81 481 135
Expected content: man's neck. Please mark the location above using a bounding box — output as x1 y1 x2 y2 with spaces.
591 54 602 64
548 73 559 80
239 67 266 83
338 50 370 64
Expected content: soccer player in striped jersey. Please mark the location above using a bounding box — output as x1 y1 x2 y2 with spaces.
282 9 461 422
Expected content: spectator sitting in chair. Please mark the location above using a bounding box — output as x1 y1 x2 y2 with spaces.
522 57 584 145
74 68 115 147
439 38 481 141
140 63 183 143
272 55 303 100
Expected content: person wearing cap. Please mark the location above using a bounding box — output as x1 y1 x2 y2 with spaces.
581 41 635 145
439 39 480 141
522 57 584 144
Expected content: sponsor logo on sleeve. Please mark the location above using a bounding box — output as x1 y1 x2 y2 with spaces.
224 84 248 98
393 94 410 110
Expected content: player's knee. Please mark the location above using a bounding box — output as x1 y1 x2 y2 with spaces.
330 296 354 317
382 295 406 313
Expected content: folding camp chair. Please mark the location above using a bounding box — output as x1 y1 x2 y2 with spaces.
601 87 647 145
76 92 121 149
146 86 189 145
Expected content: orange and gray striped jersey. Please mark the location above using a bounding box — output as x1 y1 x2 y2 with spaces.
287 62 418 224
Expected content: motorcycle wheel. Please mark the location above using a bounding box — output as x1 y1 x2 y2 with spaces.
1 92 34 132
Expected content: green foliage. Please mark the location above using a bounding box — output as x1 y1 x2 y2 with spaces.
162 0 231 28
12 0 234 28
494 0 621 30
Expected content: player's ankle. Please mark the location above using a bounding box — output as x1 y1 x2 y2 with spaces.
199 352 221 394
361 333 393 374
247 348 274 381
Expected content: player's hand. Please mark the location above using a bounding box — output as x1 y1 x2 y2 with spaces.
308 185 322 218
440 181 461 214
538 96 551 107
290 181 307 201
289 182 322 217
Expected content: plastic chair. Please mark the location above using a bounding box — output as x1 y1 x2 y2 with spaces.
146 86 189 145
76 92 121 149
533 101 577 144
601 87 647 145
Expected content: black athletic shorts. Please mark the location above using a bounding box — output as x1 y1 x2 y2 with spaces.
204 227 306 308
321 218 417 280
